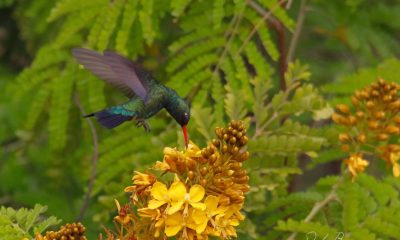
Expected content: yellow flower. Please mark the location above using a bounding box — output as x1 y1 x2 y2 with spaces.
389 152 400 177
148 181 206 215
165 209 208 239
191 195 228 234
210 204 245 238
153 161 170 171
380 144 400 177
167 182 206 215
165 211 185 237
344 153 369 180
138 208 164 237
132 171 155 186
124 171 156 203
148 181 171 209
113 199 133 225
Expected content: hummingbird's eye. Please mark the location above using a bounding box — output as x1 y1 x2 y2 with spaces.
183 112 189 123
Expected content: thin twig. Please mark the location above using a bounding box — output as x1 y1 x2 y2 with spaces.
247 0 289 90
74 93 99 222
236 0 287 57
286 175 344 240
287 0 308 64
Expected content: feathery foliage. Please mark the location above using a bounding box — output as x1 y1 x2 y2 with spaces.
1 0 400 238
0 204 60 239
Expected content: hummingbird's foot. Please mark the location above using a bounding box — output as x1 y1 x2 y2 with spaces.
136 119 151 132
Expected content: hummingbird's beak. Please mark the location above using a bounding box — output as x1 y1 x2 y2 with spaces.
182 125 189 148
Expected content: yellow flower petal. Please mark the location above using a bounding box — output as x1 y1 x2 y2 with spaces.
151 181 168 200
165 212 184 236
155 218 164 228
230 219 240 226
153 161 170 171
165 225 182 237
169 181 186 201
167 201 184 215
190 202 206 211
393 163 400 177
137 208 156 218
195 220 208 234
148 199 166 209
204 196 219 212
189 185 205 202
166 212 183 224
191 209 207 225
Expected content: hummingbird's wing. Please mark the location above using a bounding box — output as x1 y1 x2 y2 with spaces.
72 48 148 101
103 50 149 101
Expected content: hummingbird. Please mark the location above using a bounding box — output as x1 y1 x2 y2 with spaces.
72 48 190 147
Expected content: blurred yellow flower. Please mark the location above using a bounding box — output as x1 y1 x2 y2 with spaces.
389 152 400 177
380 144 400 178
344 153 369 180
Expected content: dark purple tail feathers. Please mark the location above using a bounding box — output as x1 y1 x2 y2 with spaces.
84 111 132 129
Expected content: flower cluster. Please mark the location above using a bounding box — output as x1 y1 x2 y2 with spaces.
36 222 87 240
332 78 400 179
113 120 250 240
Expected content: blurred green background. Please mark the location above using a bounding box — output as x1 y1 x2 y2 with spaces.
1 0 400 239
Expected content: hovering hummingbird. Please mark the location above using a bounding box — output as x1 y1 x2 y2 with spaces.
72 48 190 147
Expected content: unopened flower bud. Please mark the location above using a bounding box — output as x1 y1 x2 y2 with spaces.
394 116 400 124
366 101 375 108
188 171 195 180
229 137 237 144
389 100 400 109
356 134 367 143
368 120 379 130
386 125 399 134
332 113 343 124
341 144 350 152
235 176 249 184
383 95 392 102
209 154 217 164
233 169 247 177
339 133 350 142
231 146 239 155
336 104 350 114
213 178 224 186
223 134 229 141
200 179 207 186
374 111 385 119
200 167 208 176
219 195 230 205
222 144 228 153
351 96 359 106
240 136 248 145
377 133 389 141
215 127 223 138
212 139 220 147
231 196 245 204
355 111 364 119
239 151 249 161
223 170 235 176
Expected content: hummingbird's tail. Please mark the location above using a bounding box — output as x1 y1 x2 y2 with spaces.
83 110 132 129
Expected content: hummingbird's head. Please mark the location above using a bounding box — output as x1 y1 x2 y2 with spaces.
167 97 191 148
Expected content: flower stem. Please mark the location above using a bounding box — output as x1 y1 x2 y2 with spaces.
286 174 344 240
